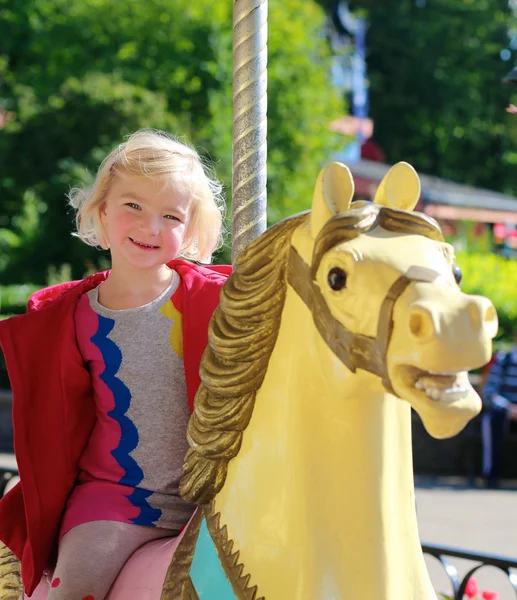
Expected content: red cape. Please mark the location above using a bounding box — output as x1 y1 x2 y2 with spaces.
0 259 230 594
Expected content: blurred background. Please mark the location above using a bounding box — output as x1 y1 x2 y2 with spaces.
2 1 517 596
2 0 517 472
2 0 517 345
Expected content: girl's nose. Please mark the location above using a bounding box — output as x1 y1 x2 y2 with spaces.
143 215 161 235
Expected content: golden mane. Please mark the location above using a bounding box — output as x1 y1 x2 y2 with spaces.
180 213 308 504
311 203 443 277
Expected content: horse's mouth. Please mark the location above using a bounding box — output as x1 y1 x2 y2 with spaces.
392 364 482 438
395 366 474 405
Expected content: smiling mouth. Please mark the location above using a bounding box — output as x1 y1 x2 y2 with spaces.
129 237 159 250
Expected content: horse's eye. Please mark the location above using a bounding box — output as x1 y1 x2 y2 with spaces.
328 267 347 291
452 264 462 284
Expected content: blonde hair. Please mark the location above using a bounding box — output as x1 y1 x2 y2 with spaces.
68 129 225 263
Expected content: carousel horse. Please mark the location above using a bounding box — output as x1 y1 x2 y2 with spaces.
1 162 496 600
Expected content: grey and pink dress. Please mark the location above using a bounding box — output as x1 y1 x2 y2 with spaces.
60 272 195 538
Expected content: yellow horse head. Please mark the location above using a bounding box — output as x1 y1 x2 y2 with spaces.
301 160 496 440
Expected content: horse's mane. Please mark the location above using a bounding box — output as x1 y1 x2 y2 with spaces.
179 202 444 504
311 203 443 277
180 212 308 504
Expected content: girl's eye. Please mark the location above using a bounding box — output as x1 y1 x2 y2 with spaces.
164 215 180 222
126 202 140 210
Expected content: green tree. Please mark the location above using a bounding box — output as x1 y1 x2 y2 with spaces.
457 249 517 342
0 0 342 283
318 0 517 191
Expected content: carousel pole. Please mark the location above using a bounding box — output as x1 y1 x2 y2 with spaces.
231 0 268 263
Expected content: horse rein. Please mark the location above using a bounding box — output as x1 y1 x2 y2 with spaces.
286 246 440 394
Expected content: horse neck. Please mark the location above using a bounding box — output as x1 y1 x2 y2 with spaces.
264 285 418 541
213 285 433 599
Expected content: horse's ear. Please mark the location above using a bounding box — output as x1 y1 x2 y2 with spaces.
373 162 421 211
310 162 355 238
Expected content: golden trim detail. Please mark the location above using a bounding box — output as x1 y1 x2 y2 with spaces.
160 509 203 600
179 578 200 600
311 203 443 279
203 503 264 600
0 543 22 600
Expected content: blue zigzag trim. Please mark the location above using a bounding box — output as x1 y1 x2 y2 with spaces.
128 488 162 526
92 315 143 488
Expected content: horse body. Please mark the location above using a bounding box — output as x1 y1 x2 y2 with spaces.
180 161 496 599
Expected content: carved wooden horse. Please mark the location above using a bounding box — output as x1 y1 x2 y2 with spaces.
175 161 496 600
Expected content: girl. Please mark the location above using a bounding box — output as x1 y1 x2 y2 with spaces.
0 130 231 599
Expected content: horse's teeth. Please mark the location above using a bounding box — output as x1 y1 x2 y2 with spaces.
416 384 471 402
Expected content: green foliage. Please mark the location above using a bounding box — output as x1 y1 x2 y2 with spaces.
0 0 342 283
207 1 343 224
0 283 38 316
345 0 517 193
457 250 517 342
46 263 72 286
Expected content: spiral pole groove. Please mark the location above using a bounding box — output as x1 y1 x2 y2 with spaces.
231 0 268 263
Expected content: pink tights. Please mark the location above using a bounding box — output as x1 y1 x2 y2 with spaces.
45 520 175 600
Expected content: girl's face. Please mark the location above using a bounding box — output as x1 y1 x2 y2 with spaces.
100 176 190 273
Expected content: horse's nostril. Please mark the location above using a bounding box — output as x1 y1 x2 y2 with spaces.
468 303 480 328
408 306 435 341
409 313 424 337
467 299 498 337
484 304 497 325
481 300 498 339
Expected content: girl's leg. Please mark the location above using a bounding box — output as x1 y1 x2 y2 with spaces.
47 520 175 600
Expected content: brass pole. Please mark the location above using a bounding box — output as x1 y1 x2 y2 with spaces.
231 0 268 263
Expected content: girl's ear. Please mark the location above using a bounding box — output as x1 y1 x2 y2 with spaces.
99 201 109 227
97 203 110 249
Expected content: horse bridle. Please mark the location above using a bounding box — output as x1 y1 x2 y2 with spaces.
286 246 440 394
